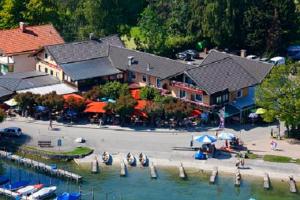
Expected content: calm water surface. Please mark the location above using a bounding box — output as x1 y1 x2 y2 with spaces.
0 160 299 200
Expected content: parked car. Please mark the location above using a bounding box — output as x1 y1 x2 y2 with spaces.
176 52 188 60
184 49 199 59
269 56 285 66
246 55 258 60
0 127 22 137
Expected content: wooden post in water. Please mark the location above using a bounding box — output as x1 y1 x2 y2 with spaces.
179 163 186 179
289 176 297 193
235 169 241 187
120 161 127 177
150 162 157 179
263 173 270 190
209 167 218 184
91 159 99 174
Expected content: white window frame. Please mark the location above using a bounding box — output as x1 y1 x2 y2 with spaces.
179 90 186 99
142 74 147 82
195 94 203 102
237 89 243 98
156 78 161 88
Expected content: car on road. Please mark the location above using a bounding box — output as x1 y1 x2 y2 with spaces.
0 127 22 137
184 49 199 59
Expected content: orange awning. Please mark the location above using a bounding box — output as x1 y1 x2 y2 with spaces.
63 94 84 101
130 89 140 100
84 102 107 113
135 100 149 110
190 109 202 117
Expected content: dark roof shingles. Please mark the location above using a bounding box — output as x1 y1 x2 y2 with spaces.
109 46 192 79
60 57 120 81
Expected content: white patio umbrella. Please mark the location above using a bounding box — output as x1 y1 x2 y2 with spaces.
4 98 18 107
218 132 235 140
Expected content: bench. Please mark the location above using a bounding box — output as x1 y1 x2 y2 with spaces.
38 141 52 148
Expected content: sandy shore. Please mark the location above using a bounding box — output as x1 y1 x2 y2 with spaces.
74 153 300 181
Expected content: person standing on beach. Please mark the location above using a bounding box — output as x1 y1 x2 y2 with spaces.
190 134 194 148
48 118 53 130
235 159 240 169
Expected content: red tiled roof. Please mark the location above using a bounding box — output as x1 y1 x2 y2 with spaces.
0 24 64 55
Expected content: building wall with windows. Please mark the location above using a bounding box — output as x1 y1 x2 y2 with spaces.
35 50 64 81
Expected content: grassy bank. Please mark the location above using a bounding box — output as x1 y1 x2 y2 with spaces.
22 146 93 157
263 155 300 164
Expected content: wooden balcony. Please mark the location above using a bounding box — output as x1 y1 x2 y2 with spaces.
171 81 204 95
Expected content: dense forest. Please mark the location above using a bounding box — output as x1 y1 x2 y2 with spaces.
0 0 300 57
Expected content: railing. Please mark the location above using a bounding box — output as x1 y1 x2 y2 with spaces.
171 81 204 95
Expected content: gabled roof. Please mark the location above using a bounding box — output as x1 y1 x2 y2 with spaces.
0 71 60 92
185 50 274 94
0 24 64 55
45 35 124 64
108 46 193 79
60 57 121 81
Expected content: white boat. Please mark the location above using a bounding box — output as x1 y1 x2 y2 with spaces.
28 186 57 200
102 151 112 164
126 152 136 166
139 153 148 166
17 184 43 196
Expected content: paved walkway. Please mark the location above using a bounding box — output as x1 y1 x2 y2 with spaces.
1 118 300 180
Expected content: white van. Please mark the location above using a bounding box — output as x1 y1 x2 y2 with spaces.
269 57 285 66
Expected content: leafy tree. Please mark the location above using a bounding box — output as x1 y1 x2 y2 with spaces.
106 94 137 125
64 97 85 112
144 101 164 126
0 0 26 28
14 92 40 116
0 108 6 123
38 91 64 112
83 86 103 101
256 63 300 137
163 98 192 125
140 86 160 100
102 81 129 99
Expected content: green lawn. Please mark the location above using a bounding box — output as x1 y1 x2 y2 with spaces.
263 155 296 163
22 146 93 156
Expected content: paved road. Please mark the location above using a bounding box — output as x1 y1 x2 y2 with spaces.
2 119 300 179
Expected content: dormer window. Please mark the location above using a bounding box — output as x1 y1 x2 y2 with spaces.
45 53 48 59
237 89 243 98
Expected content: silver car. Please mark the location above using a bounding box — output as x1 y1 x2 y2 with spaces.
0 127 22 137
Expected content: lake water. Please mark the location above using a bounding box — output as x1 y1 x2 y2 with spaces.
0 161 299 200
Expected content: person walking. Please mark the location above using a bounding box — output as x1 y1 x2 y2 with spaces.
48 118 53 130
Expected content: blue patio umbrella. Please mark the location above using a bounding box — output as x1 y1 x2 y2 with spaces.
108 99 116 103
194 134 217 143
35 105 48 112
218 132 235 140
66 109 77 117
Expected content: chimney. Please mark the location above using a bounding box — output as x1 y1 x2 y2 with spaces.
146 64 150 71
19 22 26 32
128 56 134 66
204 48 208 54
89 33 95 40
240 49 247 58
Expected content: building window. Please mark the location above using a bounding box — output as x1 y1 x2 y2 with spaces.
45 68 48 73
38 65 41 71
156 78 161 88
129 71 136 80
223 94 229 101
142 74 147 82
195 94 203 102
237 89 243 98
50 70 53 75
216 96 222 104
45 53 48 59
179 90 186 99
56 72 59 77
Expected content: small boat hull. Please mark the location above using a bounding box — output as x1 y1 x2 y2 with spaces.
139 153 148 167
126 153 136 166
17 184 43 196
29 186 57 199
102 152 112 165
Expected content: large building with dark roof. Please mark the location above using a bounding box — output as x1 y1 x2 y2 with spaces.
35 35 124 91
34 34 273 116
